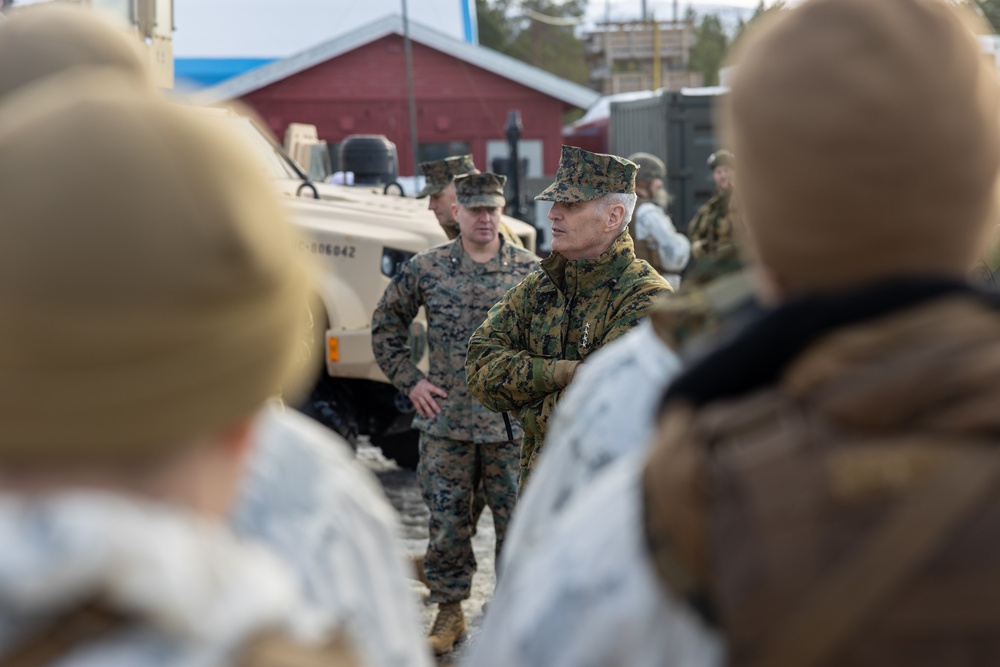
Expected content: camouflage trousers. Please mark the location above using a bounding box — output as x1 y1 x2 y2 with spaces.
417 433 519 604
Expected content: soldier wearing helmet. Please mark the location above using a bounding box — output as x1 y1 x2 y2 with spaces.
687 149 736 259
627 152 690 289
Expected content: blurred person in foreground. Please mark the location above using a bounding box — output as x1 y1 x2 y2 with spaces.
466 146 672 491
373 173 539 654
0 71 355 665
627 152 691 289
687 149 736 260
417 154 523 247
468 0 1000 665
0 8 430 667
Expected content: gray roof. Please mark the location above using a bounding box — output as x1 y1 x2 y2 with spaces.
190 14 600 109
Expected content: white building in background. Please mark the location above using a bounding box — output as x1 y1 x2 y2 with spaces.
173 0 479 57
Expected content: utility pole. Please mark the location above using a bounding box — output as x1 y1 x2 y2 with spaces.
401 0 420 176
652 19 660 91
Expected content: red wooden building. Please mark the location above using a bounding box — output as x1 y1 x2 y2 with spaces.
194 15 599 177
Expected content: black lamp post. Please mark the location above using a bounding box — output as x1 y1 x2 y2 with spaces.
505 110 523 219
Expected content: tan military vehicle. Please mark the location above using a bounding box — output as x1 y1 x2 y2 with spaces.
216 110 536 467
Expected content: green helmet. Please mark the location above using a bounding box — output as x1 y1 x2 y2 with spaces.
707 149 734 170
628 152 666 182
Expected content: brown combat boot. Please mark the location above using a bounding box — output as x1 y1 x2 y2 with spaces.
427 602 465 655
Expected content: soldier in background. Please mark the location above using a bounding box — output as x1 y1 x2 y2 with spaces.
466 146 671 491
417 154 523 247
687 149 736 259
373 173 539 655
0 67 356 666
627 152 691 289
0 8 432 667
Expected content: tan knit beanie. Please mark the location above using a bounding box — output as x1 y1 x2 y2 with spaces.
0 4 148 101
0 73 315 464
725 0 1000 293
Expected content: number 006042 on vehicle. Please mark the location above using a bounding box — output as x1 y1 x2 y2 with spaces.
298 241 357 258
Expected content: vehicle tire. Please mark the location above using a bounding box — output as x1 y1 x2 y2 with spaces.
296 375 360 448
370 429 420 470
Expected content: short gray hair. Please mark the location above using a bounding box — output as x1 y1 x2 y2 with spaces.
600 192 638 230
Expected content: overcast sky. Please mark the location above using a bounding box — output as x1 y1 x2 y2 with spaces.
173 0 764 57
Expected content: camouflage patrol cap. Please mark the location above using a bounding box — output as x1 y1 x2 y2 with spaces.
417 154 477 198
628 152 666 181
535 145 637 202
707 149 734 170
454 172 507 208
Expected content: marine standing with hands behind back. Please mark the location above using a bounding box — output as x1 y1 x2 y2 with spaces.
466 145 672 491
372 173 538 655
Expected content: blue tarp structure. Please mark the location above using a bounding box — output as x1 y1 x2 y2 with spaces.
174 58 276 90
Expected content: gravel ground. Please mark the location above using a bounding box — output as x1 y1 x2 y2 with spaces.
356 441 496 663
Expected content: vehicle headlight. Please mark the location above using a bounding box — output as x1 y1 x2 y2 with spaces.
381 247 415 278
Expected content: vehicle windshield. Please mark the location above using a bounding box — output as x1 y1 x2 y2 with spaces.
234 116 304 181
201 112 304 181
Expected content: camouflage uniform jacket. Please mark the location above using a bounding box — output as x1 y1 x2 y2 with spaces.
687 190 734 258
501 247 750 563
372 237 539 442
466 231 672 480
